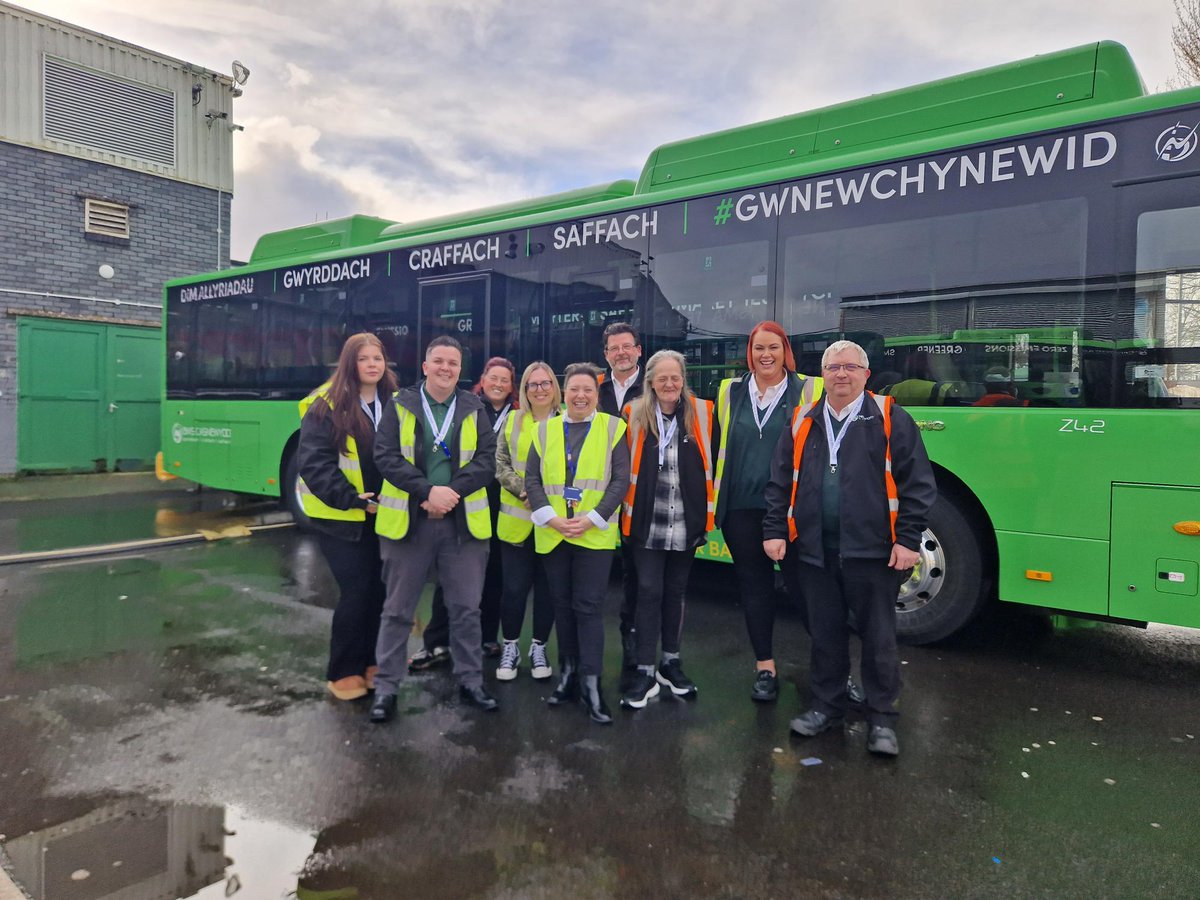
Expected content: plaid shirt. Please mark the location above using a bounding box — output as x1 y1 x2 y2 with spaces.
645 416 687 551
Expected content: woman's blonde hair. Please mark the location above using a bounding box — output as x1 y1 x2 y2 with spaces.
516 360 562 416
630 349 693 439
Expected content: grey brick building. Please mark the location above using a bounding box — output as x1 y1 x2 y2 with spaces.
0 2 239 474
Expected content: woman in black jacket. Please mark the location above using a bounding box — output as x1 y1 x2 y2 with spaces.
297 333 399 701
618 350 714 709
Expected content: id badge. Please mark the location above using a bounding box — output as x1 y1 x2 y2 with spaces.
563 486 584 504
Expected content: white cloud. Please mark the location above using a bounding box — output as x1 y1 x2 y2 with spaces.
15 0 1187 260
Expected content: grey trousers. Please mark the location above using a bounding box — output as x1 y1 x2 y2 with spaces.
376 516 489 693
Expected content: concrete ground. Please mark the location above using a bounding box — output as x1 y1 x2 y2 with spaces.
1 475 1198 899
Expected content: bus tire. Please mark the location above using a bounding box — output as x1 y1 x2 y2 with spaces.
281 450 317 534
895 494 988 645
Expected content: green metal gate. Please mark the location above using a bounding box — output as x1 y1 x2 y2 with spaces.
17 318 161 472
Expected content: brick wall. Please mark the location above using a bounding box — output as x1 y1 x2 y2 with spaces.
0 140 231 474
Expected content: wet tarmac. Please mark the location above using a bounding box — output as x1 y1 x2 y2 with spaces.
1 476 1199 899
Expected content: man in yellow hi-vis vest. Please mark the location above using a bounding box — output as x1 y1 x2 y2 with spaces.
370 336 499 723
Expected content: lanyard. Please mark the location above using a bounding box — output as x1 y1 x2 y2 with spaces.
563 419 592 483
421 390 457 459
655 405 678 469
822 393 866 473
360 395 381 432
748 376 786 439
492 405 511 435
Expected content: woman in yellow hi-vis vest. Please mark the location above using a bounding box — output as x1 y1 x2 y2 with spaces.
524 363 630 724
297 333 398 701
711 321 823 704
493 361 561 682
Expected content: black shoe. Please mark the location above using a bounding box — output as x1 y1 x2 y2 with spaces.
656 659 697 698
482 641 502 659
847 677 866 706
789 709 843 737
620 671 660 709
867 725 899 757
750 669 778 702
621 629 638 671
547 657 579 706
408 645 450 673
369 693 397 724
459 684 499 711
579 674 613 724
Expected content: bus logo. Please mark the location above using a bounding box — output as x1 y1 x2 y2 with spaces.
172 423 184 444
1155 122 1198 162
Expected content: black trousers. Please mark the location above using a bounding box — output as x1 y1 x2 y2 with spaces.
722 508 795 661
499 535 554 643
618 538 638 635
317 527 385 682
630 545 694 666
797 551 903 726
541 542 614 677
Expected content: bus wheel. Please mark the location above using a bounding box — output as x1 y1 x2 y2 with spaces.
895 494 987 645
281 450 316 534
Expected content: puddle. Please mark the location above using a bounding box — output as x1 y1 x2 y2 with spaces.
2 799 315 900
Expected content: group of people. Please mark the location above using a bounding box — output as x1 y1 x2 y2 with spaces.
297 320 935 755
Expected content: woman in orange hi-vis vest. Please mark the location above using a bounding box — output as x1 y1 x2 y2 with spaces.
618 350 714 709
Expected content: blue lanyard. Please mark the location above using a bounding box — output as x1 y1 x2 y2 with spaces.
563 419 592 482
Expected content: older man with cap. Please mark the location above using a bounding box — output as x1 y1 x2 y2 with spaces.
762 339 936 757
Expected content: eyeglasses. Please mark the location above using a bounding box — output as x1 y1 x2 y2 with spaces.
606 344 638 354
527 380 554 391
823 363 866 373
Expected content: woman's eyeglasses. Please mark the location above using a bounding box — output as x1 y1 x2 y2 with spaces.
527 380 554 391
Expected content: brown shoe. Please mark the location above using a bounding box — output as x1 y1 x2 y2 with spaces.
364 666 379 692
327 676 368 701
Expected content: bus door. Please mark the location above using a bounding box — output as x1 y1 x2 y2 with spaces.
1107 178 1200 629
418 274 490 385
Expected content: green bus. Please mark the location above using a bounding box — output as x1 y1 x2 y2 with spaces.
163 41 1200 644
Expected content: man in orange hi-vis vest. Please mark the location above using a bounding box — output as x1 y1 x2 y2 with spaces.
762 340 936 758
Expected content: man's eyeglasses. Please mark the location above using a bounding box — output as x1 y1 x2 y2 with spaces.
606 344 638 354
527 380 554 391
823 363 865 373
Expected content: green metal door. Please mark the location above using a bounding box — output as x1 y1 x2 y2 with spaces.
1110 483 1200 629
17 319 160 472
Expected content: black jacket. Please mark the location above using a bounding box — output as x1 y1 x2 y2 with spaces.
373 384 497 542
297 393 389 541
625 419 710 550
598 368 644 417
762 393 937 564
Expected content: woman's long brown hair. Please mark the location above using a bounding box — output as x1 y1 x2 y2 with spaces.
309 332 399 453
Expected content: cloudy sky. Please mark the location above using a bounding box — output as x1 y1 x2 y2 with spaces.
16 0 1187 261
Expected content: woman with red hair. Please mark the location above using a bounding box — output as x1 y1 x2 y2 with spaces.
710 322 822 703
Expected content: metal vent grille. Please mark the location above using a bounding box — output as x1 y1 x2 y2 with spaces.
43 56 176 167
84 198 131 238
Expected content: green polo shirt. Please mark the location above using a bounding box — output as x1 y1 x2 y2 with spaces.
421 386 453 487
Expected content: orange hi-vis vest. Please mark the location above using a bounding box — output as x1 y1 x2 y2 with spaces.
787 392 898 544
620 397 715 537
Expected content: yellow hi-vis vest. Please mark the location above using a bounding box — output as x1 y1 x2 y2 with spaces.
296 383 365 522
711 371 823 522
375 403 492 541
496 411 549 544
532 412 626 554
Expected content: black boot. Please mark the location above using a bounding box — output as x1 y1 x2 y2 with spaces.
579 674 613 725
548 657 578 706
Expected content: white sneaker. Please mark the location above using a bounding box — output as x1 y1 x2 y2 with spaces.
529 640 552 680
496 640 520 681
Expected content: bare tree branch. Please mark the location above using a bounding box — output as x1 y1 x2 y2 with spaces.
1173 0 1200 85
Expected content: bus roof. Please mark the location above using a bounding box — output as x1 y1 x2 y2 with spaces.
246 41 1147 267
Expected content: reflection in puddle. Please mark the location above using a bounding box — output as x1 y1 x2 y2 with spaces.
2 800 315 900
